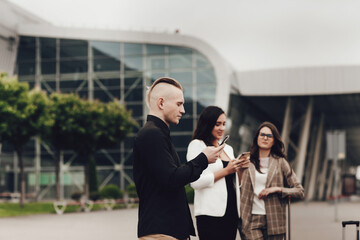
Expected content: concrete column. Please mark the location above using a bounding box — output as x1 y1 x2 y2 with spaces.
281 97 292 154
317 152 328 200
87 41 94 101
35 37 41 88
295 98 313 183
307 114 324 200
56 39 60 92
13 152 18 192
326 161 335 200
60 151 64 200
35 138 41 200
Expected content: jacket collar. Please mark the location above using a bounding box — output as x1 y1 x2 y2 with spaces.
266 155 278 187
147 115 170 136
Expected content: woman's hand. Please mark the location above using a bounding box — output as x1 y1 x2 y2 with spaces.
258 187 282 200
225 159 242 174
236 153 250 173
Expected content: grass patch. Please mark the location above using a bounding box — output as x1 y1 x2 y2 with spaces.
0 202 135 218
0 202 55 217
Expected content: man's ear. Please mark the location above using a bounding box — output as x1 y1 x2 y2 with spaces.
157 97 165 110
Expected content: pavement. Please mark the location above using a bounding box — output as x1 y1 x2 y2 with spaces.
0 201 359 240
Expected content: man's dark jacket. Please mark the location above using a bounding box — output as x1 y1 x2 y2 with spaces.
133 115 208 239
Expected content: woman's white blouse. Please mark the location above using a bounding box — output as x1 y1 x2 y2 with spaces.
186 139 240 217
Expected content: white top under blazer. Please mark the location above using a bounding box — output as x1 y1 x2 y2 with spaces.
186 139 241 218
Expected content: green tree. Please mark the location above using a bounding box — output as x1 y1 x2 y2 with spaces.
40 93 87 201
67 99 137 199
0 74 52 207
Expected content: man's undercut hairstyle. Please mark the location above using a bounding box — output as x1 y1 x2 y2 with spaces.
146 77 183 106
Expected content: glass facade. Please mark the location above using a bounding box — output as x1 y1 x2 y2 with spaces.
0 36 217 199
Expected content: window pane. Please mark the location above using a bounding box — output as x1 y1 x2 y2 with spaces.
197 84 216 99
169 54 192 69
94 57 120 72
41 60 56 74
171 118 193 132
196 53 211 68
40 38 56 59
171 135 192 149
124 43 142 56
169 71 192 85
60 39 88 58
125 87 143 102
18 61 35 75
126 103 143 117
18 36 36 61
146 44 165 55
146 56 165 70
197 69 216 84
168 46 192 54
124 56 143 71
125 76 142 87
92 41 120 58
60 60 88 73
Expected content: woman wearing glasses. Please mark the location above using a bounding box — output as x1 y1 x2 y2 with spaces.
239 121 304 240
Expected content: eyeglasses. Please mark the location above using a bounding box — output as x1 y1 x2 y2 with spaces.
259 132 273 138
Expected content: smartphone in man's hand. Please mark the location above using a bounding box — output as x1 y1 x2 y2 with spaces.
219 135 230 146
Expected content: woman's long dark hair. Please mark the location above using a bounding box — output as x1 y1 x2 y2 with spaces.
192 106 225 146
250 121 290 173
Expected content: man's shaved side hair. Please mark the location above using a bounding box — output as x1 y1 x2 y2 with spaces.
146 77 183 107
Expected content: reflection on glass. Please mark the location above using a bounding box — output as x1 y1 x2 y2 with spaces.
18 62 35 75
94 58 120 72
169 54 192 69
92 41 120 58
126 103 143 117
40 38 56 59
146 56 165 70
197 69 216 84
124 43 142 56
196 53 211 68
197 84 216 99
41 60 56 74
124 56 143 71
60 39 88 58
169 71 192 85
125 87 143 102
18 37 36 61
171 118 193 132
168 46 192 54
146 44 165 55
60 60 88 73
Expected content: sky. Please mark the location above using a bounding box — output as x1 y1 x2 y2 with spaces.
8 0 360 72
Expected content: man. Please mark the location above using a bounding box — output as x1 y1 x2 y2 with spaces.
133 77 224 240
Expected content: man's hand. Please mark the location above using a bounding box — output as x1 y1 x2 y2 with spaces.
202 144 225 164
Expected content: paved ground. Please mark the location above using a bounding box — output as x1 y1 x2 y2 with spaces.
0 201 359 240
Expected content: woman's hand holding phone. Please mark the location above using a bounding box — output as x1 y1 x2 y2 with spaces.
236 152 250 171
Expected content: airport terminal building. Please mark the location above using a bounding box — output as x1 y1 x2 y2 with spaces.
1 0 359 200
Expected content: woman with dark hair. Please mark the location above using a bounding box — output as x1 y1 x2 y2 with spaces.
186 106 249 240
239 121 304 240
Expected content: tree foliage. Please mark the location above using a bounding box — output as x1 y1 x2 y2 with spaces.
0 74 52 207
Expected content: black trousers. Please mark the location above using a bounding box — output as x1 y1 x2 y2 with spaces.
196 214 238 240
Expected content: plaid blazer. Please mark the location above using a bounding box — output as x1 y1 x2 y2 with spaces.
240 155 304 236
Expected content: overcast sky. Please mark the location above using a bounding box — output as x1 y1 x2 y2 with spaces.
8 0 360 71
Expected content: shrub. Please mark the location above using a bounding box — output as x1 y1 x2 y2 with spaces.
99 184 123 199
70 191 83 201
89 191 100 201
185 185 194 204
126 183 138 198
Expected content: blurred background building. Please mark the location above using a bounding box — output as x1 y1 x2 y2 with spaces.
0 0 359 201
